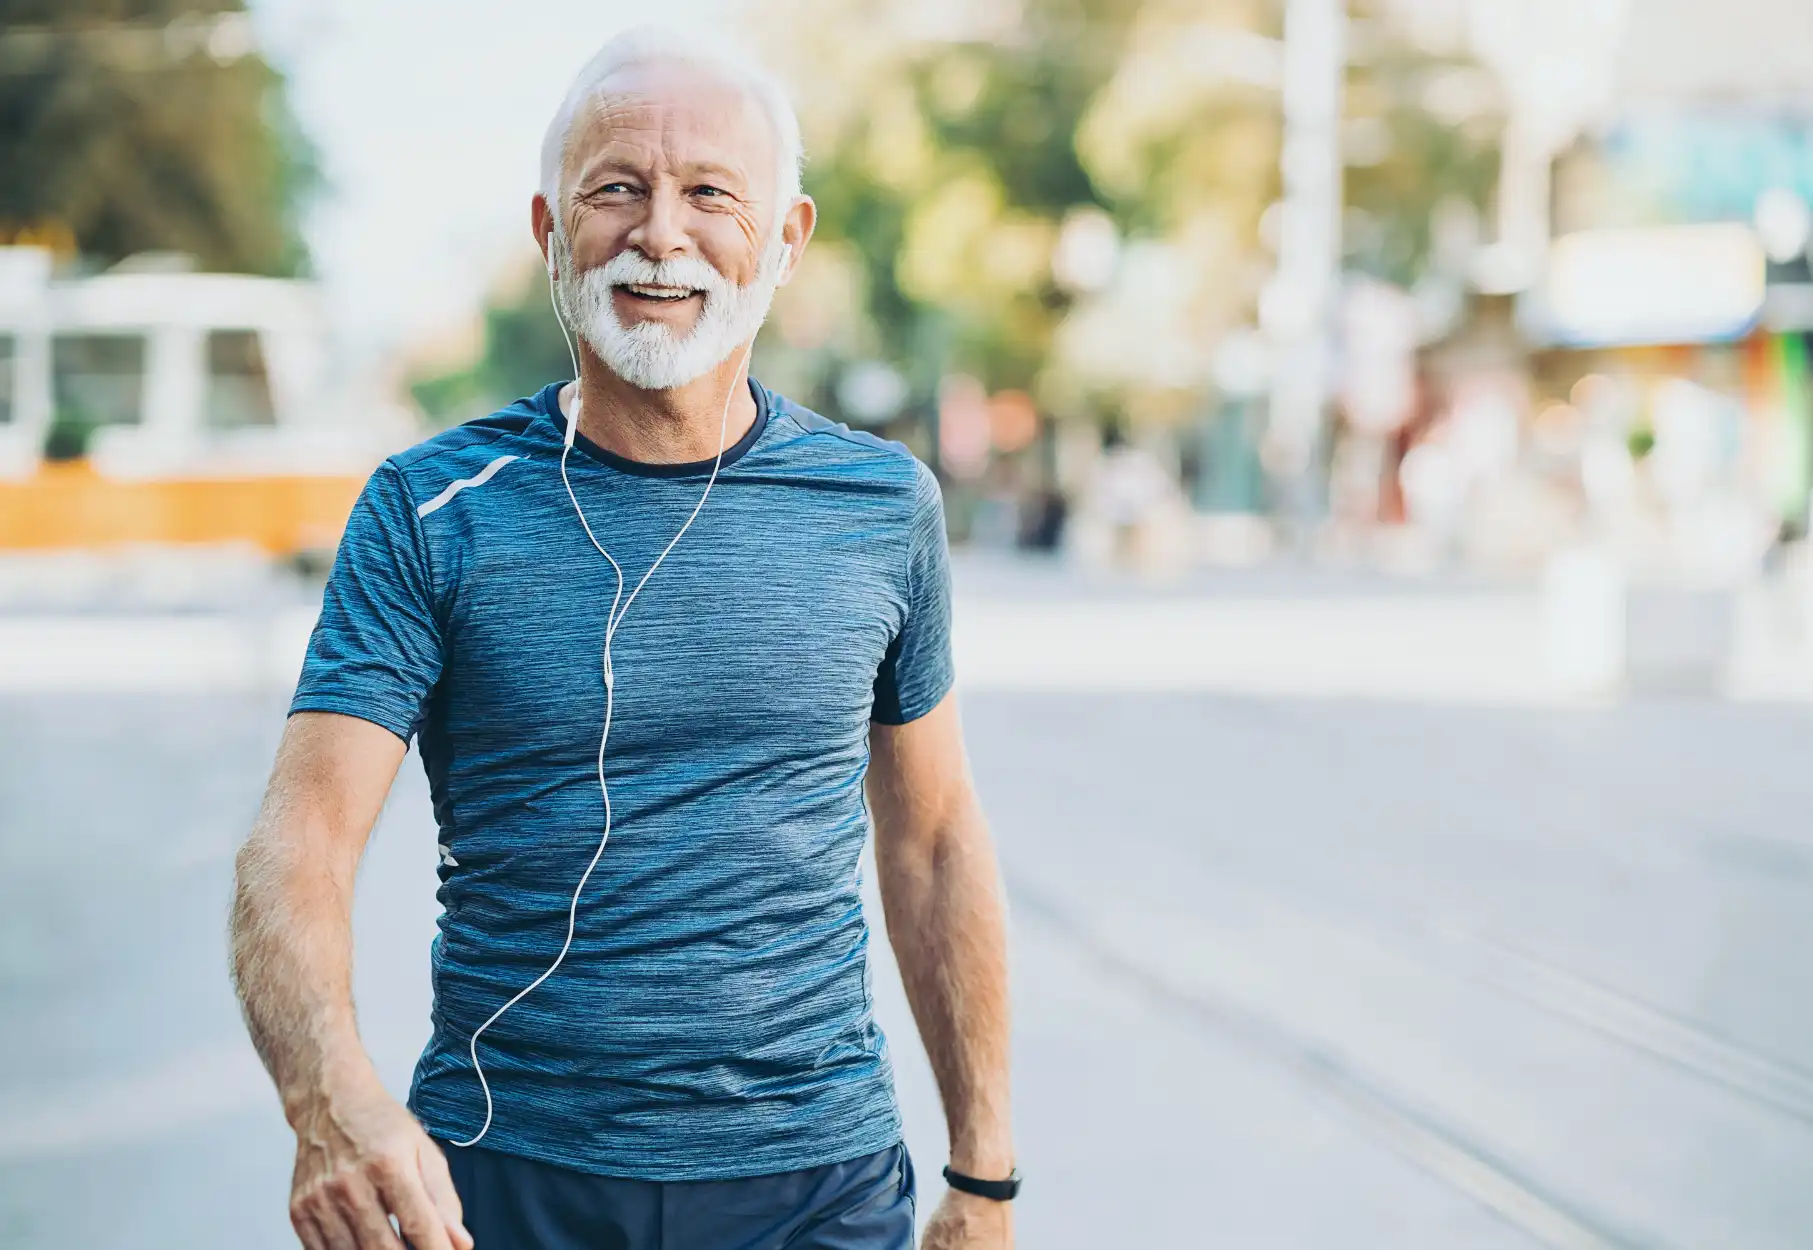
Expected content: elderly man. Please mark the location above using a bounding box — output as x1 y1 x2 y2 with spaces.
230 28 1015 1250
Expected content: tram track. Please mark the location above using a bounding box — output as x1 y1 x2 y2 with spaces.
1009 879 1681 1250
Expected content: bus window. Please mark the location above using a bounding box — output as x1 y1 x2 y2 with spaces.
0 336 13 425
206 330 277 429
53 333 146 428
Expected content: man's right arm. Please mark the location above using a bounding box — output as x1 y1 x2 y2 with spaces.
231 711 471 1250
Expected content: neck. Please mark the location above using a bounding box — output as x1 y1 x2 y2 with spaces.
563 340 758 464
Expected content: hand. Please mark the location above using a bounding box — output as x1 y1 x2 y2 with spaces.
287 1075 473 1250
920 1189 1013 1249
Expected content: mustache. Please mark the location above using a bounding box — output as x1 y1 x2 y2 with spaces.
591 249 736 295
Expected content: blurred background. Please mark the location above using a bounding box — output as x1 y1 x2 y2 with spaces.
5 0 1813 1246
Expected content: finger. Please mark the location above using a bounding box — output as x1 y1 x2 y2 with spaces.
416 1139 473 1250
305 1201 364 1250
290 1207 331 1250
333 1174 405 1250
377 1165 454 1250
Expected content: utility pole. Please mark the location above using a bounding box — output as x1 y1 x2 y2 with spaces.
1262 0 1346 532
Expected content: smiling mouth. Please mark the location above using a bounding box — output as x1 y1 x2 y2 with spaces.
617 284 702 304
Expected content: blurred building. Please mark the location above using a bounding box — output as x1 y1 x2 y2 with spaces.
1521 0 1813 570
1372 0 1813 579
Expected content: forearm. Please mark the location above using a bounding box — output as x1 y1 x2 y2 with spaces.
230 797 375 1122
878 806 1014 1173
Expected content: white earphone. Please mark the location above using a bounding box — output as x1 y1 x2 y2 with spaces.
451 230 753 1150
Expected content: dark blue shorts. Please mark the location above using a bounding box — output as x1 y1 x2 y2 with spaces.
438 1141 916 1250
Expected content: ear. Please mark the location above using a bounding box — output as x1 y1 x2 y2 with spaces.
776 195 817 287
532 193 558 277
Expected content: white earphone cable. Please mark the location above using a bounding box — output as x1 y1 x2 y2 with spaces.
450 252 752 1148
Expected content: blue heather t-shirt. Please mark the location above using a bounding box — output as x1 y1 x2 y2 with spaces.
291 380 953 1180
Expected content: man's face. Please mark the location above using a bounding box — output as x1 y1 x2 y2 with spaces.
552 63 787 368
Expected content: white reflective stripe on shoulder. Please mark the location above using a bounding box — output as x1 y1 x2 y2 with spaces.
416 454 522 518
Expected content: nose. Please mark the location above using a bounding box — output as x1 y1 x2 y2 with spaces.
625 183 689 261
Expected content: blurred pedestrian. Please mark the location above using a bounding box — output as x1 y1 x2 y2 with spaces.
230 28 1015 1250
1075 421 1192 575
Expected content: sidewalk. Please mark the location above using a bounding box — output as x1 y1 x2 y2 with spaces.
3 581 1807 706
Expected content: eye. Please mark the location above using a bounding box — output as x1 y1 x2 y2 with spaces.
586 181 637 200
693 184 729 198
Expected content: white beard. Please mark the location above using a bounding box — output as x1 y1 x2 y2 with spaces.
556 234 786 391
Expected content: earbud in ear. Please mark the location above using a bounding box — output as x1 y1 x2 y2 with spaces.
546 244 558 280
781 243 793 268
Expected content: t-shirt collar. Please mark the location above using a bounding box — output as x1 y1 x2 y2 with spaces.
536 377 770 478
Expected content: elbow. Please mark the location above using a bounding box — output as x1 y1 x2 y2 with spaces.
896 804 995 877
228 838 264 966
228 831 286 966
230 834 267 918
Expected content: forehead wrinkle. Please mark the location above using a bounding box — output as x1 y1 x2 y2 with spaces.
564 68 777 201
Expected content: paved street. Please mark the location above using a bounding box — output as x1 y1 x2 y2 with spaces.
3 616 1813 1247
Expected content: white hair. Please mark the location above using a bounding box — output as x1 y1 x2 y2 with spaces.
540 26 805 216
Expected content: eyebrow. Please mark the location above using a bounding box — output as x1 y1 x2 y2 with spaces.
576 154 749 188
574 158 645 185
677 160 748 188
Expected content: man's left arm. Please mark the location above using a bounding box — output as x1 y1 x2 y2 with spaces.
869 692 1014 1249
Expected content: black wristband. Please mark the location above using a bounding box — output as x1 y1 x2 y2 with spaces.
942 1165 1021 1201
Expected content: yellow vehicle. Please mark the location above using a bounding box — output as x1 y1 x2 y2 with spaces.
0 247 407 557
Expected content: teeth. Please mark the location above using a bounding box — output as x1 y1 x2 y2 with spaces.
624 284 693 299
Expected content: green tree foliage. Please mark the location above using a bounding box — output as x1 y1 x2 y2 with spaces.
0 1 316 275
791 0 1501 422
1339 9 1502 286
770 0 1292 427
790 0 1149 401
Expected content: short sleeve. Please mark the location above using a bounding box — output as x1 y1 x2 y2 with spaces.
290 460 444 741
872 461 954 724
